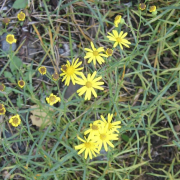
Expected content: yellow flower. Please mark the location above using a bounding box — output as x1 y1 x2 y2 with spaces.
46 93 61 106
18 80 25 88
114 15 121 27
84 120 102 139
99 113 121 133
38 66 47 75
106 48 113 57
6 34 17 44
76 71 104 100
17 11 26 21
52 73 59 81
107 30 131 50
84 42 108 65
0 104 6 115
149 6 156 12
0 83 5 91
139 3 146 10
60 58 83 86
74 136 99 159
9 114 21 127
93 126 119 152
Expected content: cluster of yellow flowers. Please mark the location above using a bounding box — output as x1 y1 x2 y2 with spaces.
3 13 130 131
6 11 25 44
73 15 131 159
139 3 157 15
0 102 21 127
75 114 121 159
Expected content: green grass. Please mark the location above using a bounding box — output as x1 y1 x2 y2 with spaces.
0 0 180 179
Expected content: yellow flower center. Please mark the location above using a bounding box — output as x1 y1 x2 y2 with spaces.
7 36 13 42
140 3 146 10
86 81 92 88
100 133 107 140
116 37 122 43
49 96 56 102
85 142 91 148
52 73 59 80
92 124 99 130
93 51 99 56
40 67 46 73
0 108 5 114
62 65 67 71
107 49 113 55
19 13 25 20
19 80 25 86
66 66 75 75
12 117 19 125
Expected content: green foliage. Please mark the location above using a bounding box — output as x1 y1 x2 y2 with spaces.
12 0 28 9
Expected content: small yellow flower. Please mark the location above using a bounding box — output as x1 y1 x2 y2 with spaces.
149 5 156 12
107 30 131 50
60 58 83 86
84 42 108 65
99 113 121 133
93 126 119 152
74 136 99 159
76 71 104 100
38 66 47 75
139 3 146 10
18 80 25 88
46 93 61 106
52 73 59 81
114 15 121 27
0 83 5 91
9 114 21 127
17 11 26 21
0 104 6 115
106 48 113 57
84 120 101 139
6 34 17 44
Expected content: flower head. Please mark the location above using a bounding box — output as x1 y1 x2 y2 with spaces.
107 30 131 50
46 93 61 106
139 3 146 10
0 104 6 115
76 71 104 100
99 113 121 133
6 34 17 44
18 80 25 88
84 120 101 139
17 11 26 21
38 66 47 75
93 126 119 152
52 73 59 81
84 42 108 65
0 83 5 91
149 5 156 12
2 18 10 25
9 114 21 127
60 58 83 86
114 15 121 27
74 136 99 159
106 48 113 57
